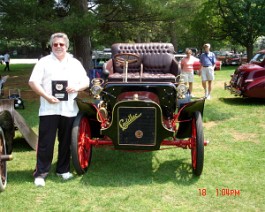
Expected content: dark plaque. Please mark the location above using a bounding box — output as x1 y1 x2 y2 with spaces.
52 80 68 101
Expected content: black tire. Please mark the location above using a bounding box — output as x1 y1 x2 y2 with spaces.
0 127 7 191
191 111 204 176
71 113 92 175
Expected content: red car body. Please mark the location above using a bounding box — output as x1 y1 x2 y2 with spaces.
225 50 265 98
224 55 242 66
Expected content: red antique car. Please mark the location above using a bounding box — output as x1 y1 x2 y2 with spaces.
225 49 265 98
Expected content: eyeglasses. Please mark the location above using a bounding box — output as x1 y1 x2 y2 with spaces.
53 43 65 47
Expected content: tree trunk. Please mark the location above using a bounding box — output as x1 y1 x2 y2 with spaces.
246 44 254 62
73 36 92 71
70 0 92 71
169 22 177 52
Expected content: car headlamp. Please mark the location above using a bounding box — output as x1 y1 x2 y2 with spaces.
176 75 188 99
91 78 104 99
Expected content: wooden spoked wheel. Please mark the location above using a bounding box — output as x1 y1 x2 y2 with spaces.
71 113 92 175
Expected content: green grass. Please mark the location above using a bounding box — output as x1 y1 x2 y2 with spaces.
0 65 264 211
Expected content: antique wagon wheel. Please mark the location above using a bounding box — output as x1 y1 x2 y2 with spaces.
0 110 15 155
71 113 92 175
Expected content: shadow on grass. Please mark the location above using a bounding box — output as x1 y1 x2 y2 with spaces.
219 97 265 106
7 143 199 187
12 137 33 152
8 169 34 184
204 103 234 122
204 97 265 123
80 148 198 187
152 158 199 186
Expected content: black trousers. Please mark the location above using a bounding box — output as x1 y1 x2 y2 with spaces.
33 115 75 178
4 62 10 71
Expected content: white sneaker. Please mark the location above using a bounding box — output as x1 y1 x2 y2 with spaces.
205 90 208 98
206 95 211 100
34 177 45 187
57 172 73 180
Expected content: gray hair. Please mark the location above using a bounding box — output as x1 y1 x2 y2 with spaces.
49 32 69 48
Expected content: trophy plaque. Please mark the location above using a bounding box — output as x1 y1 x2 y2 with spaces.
52 80 68 101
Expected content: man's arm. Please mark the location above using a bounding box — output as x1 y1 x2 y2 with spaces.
29 81 59 103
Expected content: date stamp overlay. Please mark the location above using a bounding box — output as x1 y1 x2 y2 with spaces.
198 188 241 197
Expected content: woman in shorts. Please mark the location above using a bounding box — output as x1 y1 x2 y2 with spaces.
181 48 199 97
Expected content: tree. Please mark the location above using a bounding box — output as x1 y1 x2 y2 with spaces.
158 0 205 51
0 0 96 70
67 0 94 70
91 0 166 45
190 0 230 52
218 0 265 60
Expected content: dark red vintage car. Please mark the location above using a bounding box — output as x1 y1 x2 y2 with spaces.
225 49 265 98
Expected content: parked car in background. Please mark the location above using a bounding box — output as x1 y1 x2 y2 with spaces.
217 51 248 66
224 54 242 66
241 54 248 64
174 54 186 62
89 48 112 80
225 49 265 98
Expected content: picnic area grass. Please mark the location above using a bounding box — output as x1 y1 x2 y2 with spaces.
0 64 264 211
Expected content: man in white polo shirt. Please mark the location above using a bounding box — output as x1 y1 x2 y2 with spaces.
29 32 90 187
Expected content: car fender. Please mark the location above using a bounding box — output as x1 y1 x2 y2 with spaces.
244 77 265 98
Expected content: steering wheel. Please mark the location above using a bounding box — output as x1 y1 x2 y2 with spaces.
114 53 140 66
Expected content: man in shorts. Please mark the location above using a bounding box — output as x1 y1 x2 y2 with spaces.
199 43 216 99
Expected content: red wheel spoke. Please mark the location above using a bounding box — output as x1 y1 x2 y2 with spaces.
72 114 93 174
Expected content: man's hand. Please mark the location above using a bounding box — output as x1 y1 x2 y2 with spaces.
46 95 60 104
66 86 78 93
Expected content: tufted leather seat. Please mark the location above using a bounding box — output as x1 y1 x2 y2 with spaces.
105 43 179 82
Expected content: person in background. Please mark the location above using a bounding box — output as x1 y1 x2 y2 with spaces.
0 75 9 96
181 48 199 97
199 43 216 99
29 32 90 187
4 51 10 71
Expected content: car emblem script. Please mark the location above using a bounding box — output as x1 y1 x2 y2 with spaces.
119 113 142 131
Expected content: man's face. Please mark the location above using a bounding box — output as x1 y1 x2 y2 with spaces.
204 46 210 53
52 37 67 60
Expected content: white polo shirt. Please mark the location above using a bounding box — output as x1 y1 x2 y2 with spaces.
29 53 90 117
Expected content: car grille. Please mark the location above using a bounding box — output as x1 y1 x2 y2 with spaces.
118 107 156 146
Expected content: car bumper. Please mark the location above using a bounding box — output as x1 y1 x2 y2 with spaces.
224 82 242 96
